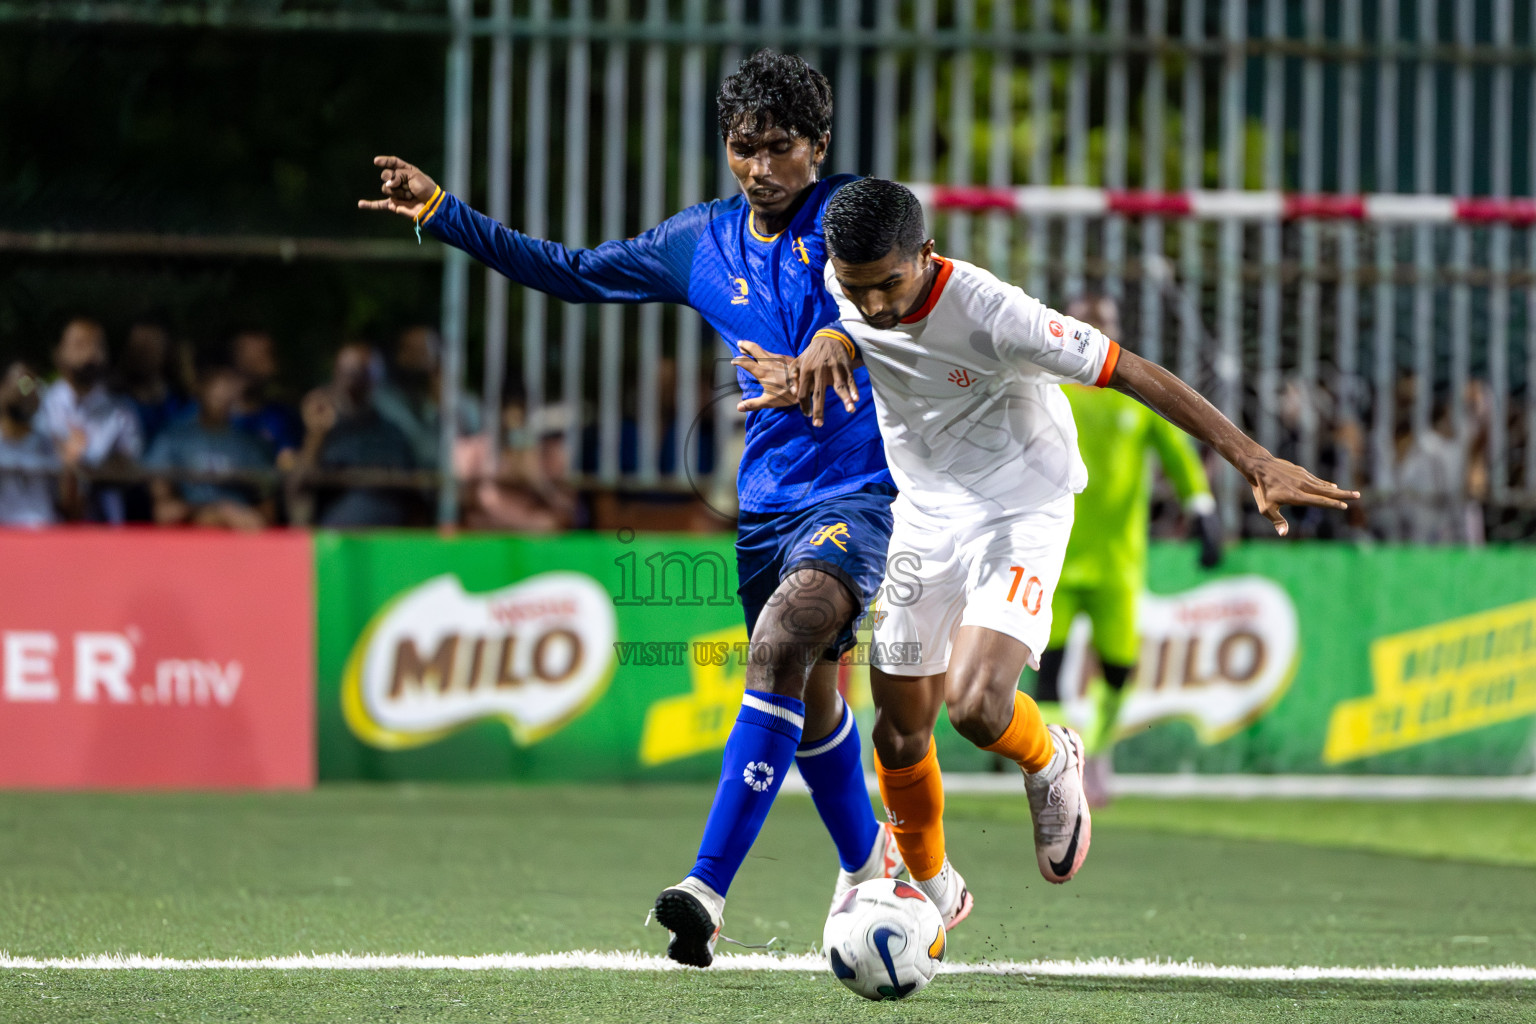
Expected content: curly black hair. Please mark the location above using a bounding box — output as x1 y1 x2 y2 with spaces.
824 178 928 264
716 49 833 145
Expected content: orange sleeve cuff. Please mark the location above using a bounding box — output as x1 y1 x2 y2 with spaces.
1093 339 1122 388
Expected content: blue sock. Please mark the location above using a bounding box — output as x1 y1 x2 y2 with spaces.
688 689 805 896
796 699 880 872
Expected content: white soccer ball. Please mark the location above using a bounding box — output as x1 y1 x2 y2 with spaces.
822 877 946 1000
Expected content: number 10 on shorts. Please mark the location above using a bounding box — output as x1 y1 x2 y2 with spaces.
1006 566 1044 615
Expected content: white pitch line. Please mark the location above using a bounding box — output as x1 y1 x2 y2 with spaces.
0 952 1532 982
778 771 1536 802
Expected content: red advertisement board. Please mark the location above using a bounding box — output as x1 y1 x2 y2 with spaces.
0 530 314 789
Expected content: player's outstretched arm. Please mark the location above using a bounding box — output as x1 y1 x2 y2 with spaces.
356 155 696 307
1107 350 1358 536
357 156 438 219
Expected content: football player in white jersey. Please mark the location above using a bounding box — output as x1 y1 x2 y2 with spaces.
735 177 1356 926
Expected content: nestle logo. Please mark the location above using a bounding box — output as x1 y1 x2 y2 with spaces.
489 598 579 626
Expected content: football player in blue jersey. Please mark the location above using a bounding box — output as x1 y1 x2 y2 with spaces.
360 50 902 967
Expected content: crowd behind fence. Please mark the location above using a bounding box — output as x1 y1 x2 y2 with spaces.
0 294 1517 543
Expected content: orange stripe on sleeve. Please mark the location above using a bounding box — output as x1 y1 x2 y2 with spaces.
1093 339 1122 388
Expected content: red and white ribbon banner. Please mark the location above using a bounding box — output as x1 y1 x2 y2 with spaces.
907 183 1536 225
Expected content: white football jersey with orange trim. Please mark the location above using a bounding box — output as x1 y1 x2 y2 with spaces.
822 256 1120 519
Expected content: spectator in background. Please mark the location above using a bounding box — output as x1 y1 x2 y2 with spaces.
374 324 480 469
454 381 576 532
1379 377 1471 544
35 317 142 523
113 316 192 447
144 365 274 530
0 362 83 526
229 329 303 460
295 342 417 527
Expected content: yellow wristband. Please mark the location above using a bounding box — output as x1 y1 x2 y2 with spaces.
415 186 445 224
814 328 857 361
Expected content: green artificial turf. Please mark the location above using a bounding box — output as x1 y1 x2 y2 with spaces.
0 785 1532 1022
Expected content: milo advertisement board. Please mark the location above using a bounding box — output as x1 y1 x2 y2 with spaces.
317 532 748 781
316 533 1536 780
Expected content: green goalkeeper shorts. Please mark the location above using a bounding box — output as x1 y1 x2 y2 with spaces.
1047 578 1141 667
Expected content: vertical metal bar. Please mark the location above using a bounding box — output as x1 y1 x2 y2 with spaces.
795 0 819 73
1063 0 1089 298
1140 0 1167 364
1297 0 1323 473
1256 0 1284 457
1487 0 1512 504
948 0 976 259
437 0 473 527
1177 0 1204 393
1214 0 1244 528
1032 0 1056 297
560 0 591 470
1372 0 1399 498
911 0 937 186
836 0 861 175
522 0 552 468
1335 0 1362 490
718 0 745 204
597 0 629 485
1524 6 1536 503
1027 0 1051 298
986 0 1014 277
1448 0 1473 472
677 0 705 483
637 0 667 485
1103 0 1129 301
482 0 513 478
872 2 898 179
760 0 784 50
1410 0 1435 440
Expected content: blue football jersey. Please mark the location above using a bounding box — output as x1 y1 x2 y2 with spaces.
421 174 893 514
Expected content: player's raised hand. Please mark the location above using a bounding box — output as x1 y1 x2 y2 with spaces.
733 341 799 412
1242 455 1359 536
796 331 860 427
357 156 440 218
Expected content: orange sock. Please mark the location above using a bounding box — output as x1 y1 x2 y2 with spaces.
981 691 1056 773
873 742 946 882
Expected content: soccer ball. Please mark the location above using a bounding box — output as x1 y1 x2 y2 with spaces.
822 878 946 1000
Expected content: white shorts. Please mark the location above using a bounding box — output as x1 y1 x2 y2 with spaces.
870 492 1074 677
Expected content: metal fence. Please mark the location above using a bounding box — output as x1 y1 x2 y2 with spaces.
410 0 1534 537
10 1 1536 537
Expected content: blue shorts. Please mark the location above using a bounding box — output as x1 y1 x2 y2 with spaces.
736 485 896 659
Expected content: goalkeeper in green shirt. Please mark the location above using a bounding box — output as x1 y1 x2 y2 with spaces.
1034 294 1223 805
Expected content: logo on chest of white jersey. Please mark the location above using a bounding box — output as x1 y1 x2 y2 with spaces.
947 368 980 388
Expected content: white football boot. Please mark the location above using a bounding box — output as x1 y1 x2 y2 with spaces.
911 857 975 929
1024 724 1093 883
832 821 906 901
653 876 725 968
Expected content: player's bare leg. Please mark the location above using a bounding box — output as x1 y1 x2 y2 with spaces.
870 668 973 927
945 626 1091 884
